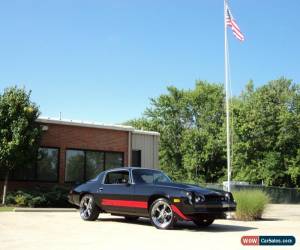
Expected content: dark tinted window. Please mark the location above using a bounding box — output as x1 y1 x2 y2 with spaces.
10 164 35 181
37 148 58 181
0 147 58 182
104 171 129 184
86 151 104 180
132 150 141 167
105 152 123 170
65 150 124 183
65 150 85 182
132 169 172 184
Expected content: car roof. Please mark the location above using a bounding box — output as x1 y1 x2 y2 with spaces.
104 167 161 173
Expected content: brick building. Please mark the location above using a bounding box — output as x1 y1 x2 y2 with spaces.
0 117 159 190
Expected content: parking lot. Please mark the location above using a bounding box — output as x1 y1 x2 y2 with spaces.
0 204 299 250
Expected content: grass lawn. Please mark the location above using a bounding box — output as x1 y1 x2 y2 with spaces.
0 206 14 212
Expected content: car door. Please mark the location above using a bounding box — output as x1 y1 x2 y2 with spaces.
98 170 138 215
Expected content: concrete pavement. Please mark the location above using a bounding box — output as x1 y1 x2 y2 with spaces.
0 204 299 250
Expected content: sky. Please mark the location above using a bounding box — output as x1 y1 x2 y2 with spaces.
0 0 299 124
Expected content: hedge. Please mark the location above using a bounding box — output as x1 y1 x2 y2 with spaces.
5 186 74 208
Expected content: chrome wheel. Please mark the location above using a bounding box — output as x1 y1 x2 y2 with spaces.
80 195 93 219
151 199 173 229
79 194 99 221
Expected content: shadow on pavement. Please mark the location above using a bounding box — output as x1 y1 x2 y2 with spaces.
98 217 152 227
174 221 257 232
97 217 257 232
259 217 283 221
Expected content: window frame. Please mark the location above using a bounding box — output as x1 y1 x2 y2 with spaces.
102 169 131 185
64 148 124 183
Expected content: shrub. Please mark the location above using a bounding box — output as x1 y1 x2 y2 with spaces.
233 189 270 220
15 194 28 206
5 186 73 208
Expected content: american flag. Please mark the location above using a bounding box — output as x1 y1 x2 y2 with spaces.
225 2 244 41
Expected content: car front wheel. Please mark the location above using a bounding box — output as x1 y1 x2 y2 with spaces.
150 198 175 229
193 217 215 227
79 194 100 221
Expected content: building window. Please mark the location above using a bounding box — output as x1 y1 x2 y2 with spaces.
65 150 85 182
86 151 104 180
37 148 59 181
65 150 123 183
132 150 141 167
105 152 124 170
10 164 35 181
0 147 59 182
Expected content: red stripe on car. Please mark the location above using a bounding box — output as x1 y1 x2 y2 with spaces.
171 205 191 221
101 199 148 209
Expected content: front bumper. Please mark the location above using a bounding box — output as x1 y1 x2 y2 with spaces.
173 201 236 220
193 201 236 212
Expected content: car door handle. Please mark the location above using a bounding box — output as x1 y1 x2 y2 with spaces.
97 187 103 192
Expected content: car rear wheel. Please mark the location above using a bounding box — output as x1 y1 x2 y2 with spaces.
79 194 100 221
150 198 175 229
193 217 215 227
124 216 139 221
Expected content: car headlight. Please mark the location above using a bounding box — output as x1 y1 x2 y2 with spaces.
186 192 193 205
195 194 205 203
224 192 234 201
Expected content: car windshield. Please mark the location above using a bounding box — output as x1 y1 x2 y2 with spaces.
132 169 172 184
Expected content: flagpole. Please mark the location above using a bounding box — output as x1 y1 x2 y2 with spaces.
224 0 231 193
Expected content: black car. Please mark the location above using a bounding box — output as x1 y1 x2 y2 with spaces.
68 167 236 229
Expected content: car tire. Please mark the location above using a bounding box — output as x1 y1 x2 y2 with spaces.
79 194 100 221
124 216 139 221
193 217 215 227
149 198 175 229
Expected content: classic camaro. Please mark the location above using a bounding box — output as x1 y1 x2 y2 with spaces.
68 167 236 229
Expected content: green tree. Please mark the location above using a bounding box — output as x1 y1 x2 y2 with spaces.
128 77 300 187
144 86 187 180
180 82 226 183
232 78 300 187
0 86 41 204
128 81 227 183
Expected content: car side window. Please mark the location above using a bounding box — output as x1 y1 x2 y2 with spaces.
104 171 129 184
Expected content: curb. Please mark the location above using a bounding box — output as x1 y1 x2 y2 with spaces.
14 208 78 212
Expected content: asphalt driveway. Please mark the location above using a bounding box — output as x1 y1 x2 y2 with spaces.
0 204 299 250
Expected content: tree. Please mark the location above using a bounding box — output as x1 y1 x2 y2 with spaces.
180 82 226 183
232 78 300 187
0 86 41 204
128 78 300 187
128 81 227 183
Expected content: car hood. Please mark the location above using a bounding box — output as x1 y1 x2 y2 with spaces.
156 182 224 195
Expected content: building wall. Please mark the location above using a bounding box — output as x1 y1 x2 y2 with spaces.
131 133 159 169
0 121 160 192
40 123 129 184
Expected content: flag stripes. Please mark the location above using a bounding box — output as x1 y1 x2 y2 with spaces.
225 2 244 41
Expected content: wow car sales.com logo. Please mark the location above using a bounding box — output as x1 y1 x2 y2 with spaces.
241 236 296 246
